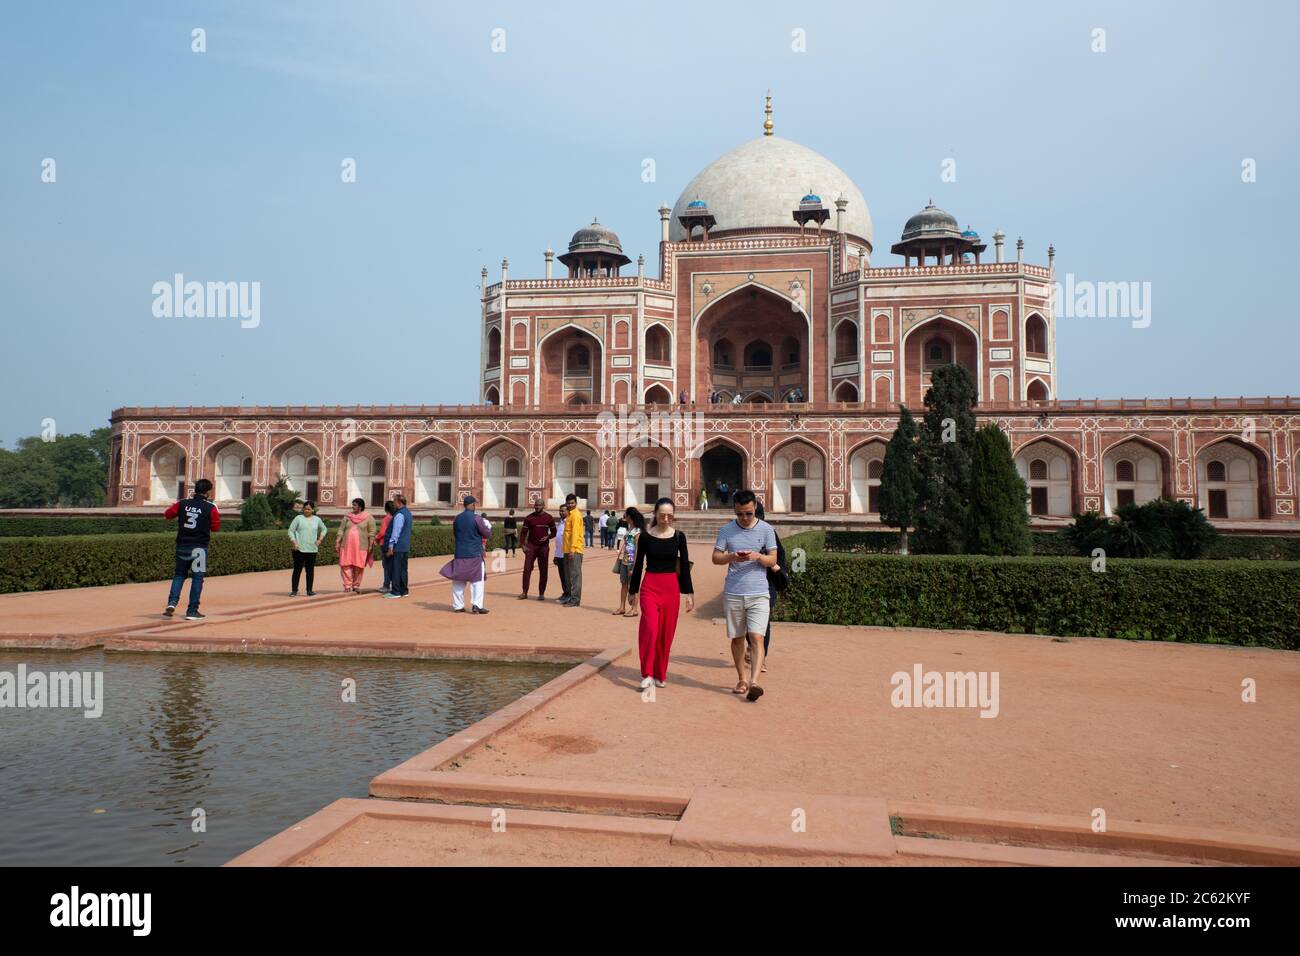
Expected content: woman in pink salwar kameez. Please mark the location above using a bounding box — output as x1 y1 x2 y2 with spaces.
336 498 376 592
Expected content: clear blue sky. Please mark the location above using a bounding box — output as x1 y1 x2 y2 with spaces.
2 0 1296 447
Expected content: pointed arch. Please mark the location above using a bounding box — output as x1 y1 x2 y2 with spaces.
139 436 190 504
833 380 859 403
697 436 750 508
205 436 255 503
644 322 673 365
900 313 981 407
341 438 390 508
1025 377 1050 402
548 437 600 506
644 383 673 405
621 441 673 508
1101 434 1173 514
1025 312 1048 355
847 437 889 514
770 438 825 513
833 317 859 363
479 437 528 509
409 436 458 506
1013 435 1080 518
273 438 322 502
1196 435 1270 519
694 281 812 407
536 322 605 405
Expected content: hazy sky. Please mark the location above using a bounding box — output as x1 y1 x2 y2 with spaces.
3 0 1296 447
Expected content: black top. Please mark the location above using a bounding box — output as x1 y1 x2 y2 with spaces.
628 530 693 595
174 496 216 548
503 517 517 531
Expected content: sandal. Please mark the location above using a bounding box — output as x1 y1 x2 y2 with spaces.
624 610 639 617
733 681 749 695
612 608 625 615
746 684 765 702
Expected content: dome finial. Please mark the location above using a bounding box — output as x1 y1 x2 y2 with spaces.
763 89 773 137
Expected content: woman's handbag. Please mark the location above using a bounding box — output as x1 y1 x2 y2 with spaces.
766 532 789 592
767 563 790 593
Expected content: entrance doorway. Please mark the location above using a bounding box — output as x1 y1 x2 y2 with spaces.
700 445 743 507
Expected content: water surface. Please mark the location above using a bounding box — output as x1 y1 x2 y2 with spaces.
0 649 566 865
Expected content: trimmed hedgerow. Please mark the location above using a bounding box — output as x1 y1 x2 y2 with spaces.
774 552 1300 649
1202 535 1300 562
820 528 1300 561
1029 531 1078 556
0 524 505 593
0 516 241 536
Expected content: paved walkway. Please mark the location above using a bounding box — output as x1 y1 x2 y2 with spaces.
5 543 1298 865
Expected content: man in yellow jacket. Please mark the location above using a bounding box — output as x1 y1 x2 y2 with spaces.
561 492 585 607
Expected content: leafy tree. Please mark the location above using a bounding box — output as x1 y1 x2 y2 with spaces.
1140 497 1217 559
1 428 112 507
1062 511 1113 556
964 423 1031 555
239 493 278 531
914 363 978 554
264 476 301 524
878 406 920 554
1063 498 1217 559
0 449 59 507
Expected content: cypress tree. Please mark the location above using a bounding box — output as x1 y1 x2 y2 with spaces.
915 363 978 553
878 405 920 554
965 423 1031 555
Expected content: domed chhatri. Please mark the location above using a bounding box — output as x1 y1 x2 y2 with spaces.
899 200 961 242
668 135 873 244
793 188 830 233
677 197 717 241
892 201 987 266
564 218 627 258
558 217 631 277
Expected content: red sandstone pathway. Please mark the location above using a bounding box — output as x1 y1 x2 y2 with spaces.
429 561 1300 840
4 546 1298 864
0 556 456 642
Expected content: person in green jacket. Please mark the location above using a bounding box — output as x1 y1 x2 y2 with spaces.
288 500 327 596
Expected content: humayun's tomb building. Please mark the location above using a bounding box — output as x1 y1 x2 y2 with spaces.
108 100 1299 525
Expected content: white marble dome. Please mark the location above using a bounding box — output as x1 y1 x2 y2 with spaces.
670 136 873 244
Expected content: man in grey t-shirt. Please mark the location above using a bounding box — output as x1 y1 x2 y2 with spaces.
712 489 778 702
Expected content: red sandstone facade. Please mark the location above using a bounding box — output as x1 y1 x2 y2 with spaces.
107 120 1300 525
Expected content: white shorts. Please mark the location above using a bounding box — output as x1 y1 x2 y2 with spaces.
724 593 770 639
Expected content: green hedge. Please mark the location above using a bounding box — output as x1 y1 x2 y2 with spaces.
817 529 1072 555
0 524 504 593
1202 535 1300 561
775 552 1300 649
818 528 1300 561
0 516 241 536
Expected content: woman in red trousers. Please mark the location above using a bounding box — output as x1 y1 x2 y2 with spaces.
628 497 694 689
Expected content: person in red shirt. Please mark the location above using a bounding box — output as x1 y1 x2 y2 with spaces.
518 497 557 600
163 478 220 620
375 500 396 593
